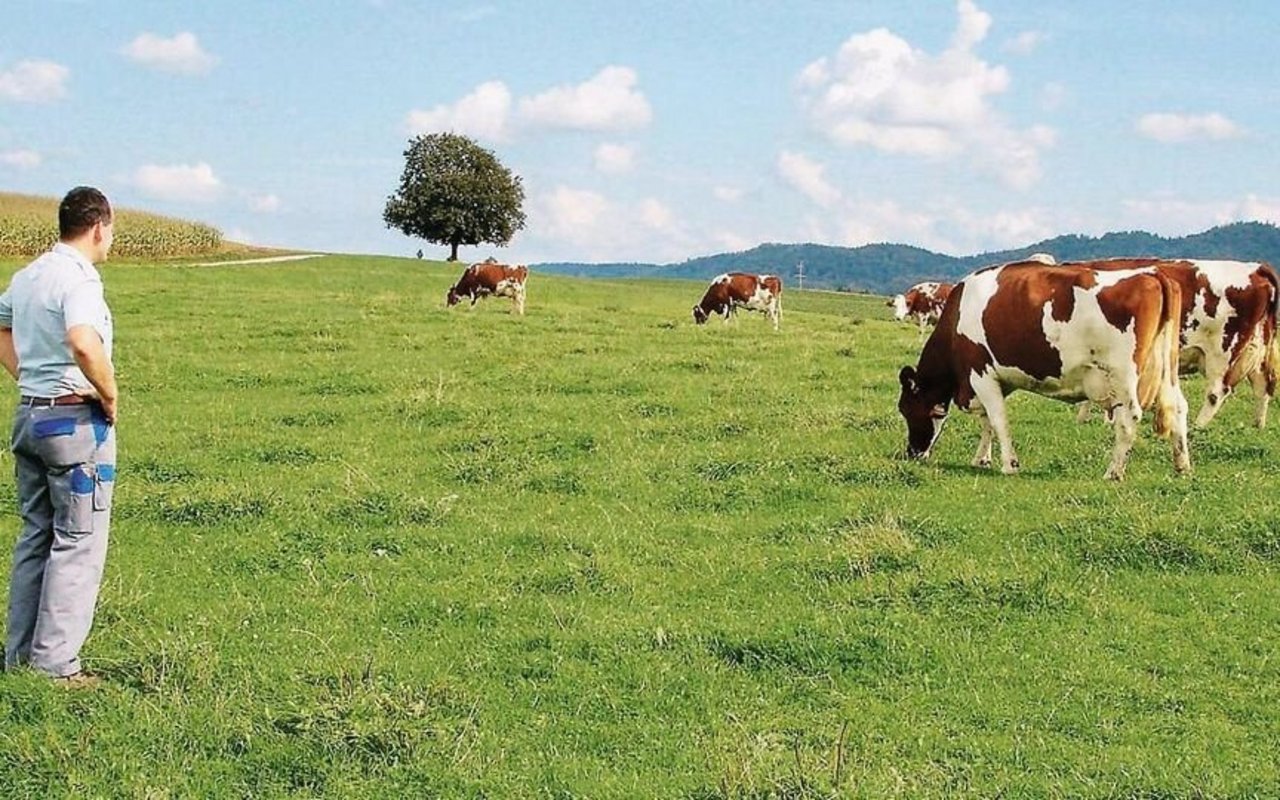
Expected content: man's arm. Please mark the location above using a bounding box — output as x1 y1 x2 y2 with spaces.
66 324 117 423
0 328 17 381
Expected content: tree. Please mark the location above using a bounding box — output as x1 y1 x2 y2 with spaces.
383 133 526 261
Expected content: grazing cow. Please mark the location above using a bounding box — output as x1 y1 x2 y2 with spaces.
888 282 954 334
446 258 528 315
897 258 1190 480
692 272 783 331
1072 258 1280 428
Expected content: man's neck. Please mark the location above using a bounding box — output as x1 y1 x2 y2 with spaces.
57 239 97 265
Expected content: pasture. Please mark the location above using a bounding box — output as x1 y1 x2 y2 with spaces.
0 254 1278 798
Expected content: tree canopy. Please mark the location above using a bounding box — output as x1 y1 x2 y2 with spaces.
383 133 526 261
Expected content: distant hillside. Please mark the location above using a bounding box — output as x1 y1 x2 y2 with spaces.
535 222 1280 295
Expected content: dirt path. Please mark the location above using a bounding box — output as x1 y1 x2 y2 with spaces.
190 253 326 266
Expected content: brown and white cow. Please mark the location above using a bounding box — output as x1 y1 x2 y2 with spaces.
446 258 528 315
692 272 783 331
1072 258 1280 428
897 259 1190 480
888 282 954 334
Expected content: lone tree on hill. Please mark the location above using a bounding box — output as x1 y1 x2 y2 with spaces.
383 133 526 261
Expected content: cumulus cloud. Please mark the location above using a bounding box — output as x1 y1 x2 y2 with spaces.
1135 112 1244 143
796 0 1052 189
0 149 42 169
593 142 635 174
0 60 70 103
405 80 513 141
527 185 695 262
1120 193 1280 234
519 66 652 132
777 151 842 208
406 66 652 143
122 32 218 75
1003 30 1044 55
133 162 223 202
249 193 281 213
714 186 744 203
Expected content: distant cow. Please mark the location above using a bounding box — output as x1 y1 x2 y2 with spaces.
897 258 1189 480
446 258 528 315
888 282 954 334
1073 258 1280 428
693 272 783 331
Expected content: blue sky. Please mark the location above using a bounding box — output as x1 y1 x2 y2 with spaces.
3 1 1278 264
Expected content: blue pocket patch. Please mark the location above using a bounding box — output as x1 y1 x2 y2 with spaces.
70 466 94 494
33 417 76 438
98 464 116 482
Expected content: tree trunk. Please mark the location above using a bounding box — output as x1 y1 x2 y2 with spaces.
449 241 459 261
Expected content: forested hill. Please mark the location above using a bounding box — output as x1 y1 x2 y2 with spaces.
534 221 1280 295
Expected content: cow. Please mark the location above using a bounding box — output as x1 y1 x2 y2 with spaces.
897 258 1190 480
692 272 783 331
888 282 954 335
1071 259 1280 428
446 258 528 315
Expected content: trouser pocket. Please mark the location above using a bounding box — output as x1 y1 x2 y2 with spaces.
50 465 96 535
94 464 115 512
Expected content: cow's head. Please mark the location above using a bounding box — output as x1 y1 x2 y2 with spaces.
446 287 461 306
898 366 950 459
889 294 909 320
692 305 709 325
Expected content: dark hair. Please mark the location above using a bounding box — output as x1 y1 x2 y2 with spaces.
58 186 113 239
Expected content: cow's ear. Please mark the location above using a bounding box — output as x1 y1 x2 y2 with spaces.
899 366 917 392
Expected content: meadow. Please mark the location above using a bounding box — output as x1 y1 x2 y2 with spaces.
0 253 1277 798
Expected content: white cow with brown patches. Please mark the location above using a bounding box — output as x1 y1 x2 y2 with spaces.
898 258 1189 480
693 273 783 331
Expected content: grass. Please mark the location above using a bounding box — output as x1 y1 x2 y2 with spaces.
0 253 1277 797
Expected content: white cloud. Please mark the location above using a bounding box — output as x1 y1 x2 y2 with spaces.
518 66 652 132
1040 82 1067 111
405 80 513 141
796 0 1052 189
1120 193 1280 234
133 162 223 202
249 193 281 213
777 150 842 208
0 149 42 169
0 60 70 103
1003 30 1043 55
714 186 744 203
639 198 675 230
593 142 635 174
1135 112 1244 143
122 32 217 75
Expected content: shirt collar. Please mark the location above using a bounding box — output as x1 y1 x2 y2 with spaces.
51 242 99 275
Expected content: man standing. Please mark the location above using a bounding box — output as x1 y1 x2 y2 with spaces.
0 186 118 686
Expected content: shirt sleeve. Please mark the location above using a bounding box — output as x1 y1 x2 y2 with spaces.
0 286 12 328
63 276 106 334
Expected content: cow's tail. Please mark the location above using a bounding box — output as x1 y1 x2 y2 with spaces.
1260 263 1280 392
1142 273 1182 436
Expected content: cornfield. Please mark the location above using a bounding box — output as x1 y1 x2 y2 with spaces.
0 192 223 259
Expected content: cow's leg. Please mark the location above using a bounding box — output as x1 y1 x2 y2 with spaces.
514 286 526 316
1249 368 1271 428
1074 401 1093 423
1193 350 1231 428
971 408 994 468
970 379 1019 474
769 299 780 331
1157 378 1192 474
1104 400 1140 481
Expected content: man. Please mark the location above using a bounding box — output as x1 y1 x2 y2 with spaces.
0 186 118 687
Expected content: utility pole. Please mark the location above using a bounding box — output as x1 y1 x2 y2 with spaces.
795 259 805 291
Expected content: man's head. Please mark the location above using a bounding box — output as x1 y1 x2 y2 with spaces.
59 186 114 263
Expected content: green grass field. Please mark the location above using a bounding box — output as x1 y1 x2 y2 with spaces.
0 254 1277 798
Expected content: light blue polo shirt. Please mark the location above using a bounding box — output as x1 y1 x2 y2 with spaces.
0 242 114 398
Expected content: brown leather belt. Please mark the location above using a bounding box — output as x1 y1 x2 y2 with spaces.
19 394 91 407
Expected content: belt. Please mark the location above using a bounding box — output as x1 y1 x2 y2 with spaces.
19 394 92 407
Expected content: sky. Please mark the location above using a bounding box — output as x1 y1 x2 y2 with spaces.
3 1 1279 265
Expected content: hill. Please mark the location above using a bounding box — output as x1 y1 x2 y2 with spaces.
536 221 1280 294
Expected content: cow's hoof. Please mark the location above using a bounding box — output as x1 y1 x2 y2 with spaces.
972 457 991 468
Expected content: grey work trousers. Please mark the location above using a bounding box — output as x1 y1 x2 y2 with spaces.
5 402 116 677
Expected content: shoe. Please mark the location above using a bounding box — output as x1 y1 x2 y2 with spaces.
54 672 101 689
